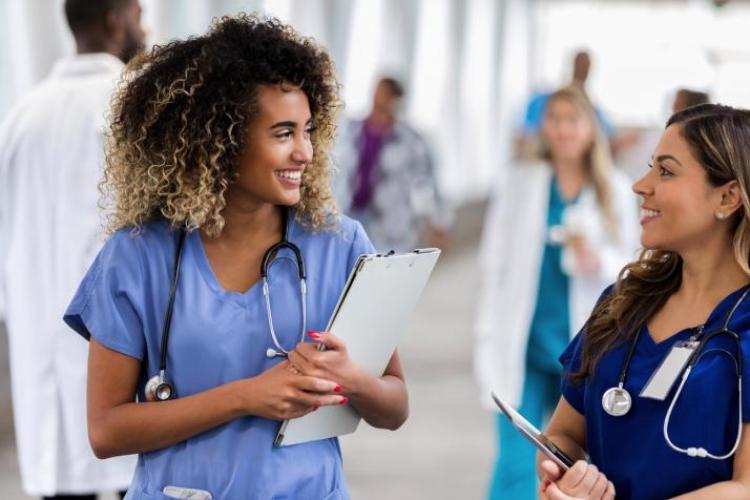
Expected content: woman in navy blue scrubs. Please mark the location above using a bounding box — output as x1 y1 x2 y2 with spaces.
537 104 750 499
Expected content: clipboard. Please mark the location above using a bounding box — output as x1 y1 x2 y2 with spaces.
274 248 441 446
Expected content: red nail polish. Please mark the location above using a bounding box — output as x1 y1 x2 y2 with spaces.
307 331 320 339
334 385 342 392
313 406 319 411
339 397 348 405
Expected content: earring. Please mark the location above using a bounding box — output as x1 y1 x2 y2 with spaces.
715 212 726 220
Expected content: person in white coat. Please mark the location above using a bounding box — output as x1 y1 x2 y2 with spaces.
474 86 640 500
0 1 145 498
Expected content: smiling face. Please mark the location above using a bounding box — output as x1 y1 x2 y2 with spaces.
230 84 313 209
633 124 735 252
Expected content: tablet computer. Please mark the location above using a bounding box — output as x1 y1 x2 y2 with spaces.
491 392 575 470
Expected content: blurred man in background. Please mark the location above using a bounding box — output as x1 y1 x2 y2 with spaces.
335 77 452 252
0 1 145 498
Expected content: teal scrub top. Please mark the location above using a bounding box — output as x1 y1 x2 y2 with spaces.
526 177 574 373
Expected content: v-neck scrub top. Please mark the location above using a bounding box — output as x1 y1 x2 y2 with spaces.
560 286 750 500
64 214 375 500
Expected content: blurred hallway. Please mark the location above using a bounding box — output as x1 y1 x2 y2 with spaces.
0 204 495 500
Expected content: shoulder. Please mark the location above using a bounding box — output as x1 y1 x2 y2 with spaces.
99 221 176 268
295 213 374 255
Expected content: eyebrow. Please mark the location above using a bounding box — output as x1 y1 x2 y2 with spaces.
651 154 683 166
269 118 313 130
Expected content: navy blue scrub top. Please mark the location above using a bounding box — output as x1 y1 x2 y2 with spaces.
63 214 374 500
560 285 750 500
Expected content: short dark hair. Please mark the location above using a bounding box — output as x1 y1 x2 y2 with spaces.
64 0 130 35
379 77 404 98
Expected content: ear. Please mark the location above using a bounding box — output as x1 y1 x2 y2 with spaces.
718 180 743 217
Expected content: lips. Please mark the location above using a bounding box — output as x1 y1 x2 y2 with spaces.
640 207 661 224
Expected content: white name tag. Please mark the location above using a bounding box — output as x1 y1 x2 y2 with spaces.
639 341 697 401
163 486 213 500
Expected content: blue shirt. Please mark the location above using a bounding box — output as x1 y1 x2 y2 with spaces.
64 214 374 500
560 285 750 500
526 178 572 373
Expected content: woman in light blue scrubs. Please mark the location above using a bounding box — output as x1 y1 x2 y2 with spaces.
63 15 408 500
538 105 750 499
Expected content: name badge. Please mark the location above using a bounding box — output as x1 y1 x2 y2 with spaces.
639 341 697 401
162 486 213 500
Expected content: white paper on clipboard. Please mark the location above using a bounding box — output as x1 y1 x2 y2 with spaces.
274 248 441 446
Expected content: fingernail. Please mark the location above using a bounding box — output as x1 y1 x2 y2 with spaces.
307 331 320 339
334 385 342 392
339 397 348 405
313 406 319 411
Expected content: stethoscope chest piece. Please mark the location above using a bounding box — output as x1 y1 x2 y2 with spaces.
145 372 174 402
602 385 632 417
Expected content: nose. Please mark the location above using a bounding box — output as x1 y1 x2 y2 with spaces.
632 170 653 197
291 135 313 165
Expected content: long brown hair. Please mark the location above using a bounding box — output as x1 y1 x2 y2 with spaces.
539 86 617 234
571 103 750 384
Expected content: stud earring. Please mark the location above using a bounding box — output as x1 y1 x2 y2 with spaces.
715 212 726 220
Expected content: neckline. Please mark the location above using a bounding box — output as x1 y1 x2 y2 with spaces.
643 283 750 348
188 212 297 305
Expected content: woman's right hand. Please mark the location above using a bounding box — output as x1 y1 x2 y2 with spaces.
539 460 615 500
238 360 346 420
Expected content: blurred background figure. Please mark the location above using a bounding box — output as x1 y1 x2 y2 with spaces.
515 51 614 159
334 77 453 252
672 87 711 114
618 87 711 180
474 86 639 500
0 0 145 498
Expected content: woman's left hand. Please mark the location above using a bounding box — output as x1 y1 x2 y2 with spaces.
288 331 369 396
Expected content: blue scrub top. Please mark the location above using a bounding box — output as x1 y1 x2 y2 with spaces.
560 285 750 500
526 177 572 374
64 214 374 500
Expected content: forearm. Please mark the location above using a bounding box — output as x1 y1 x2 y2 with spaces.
348 372 408 431
90 379 245 458
670 481 750 500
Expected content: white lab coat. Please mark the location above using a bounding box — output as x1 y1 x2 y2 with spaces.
0 54 136 496
474 162 640 410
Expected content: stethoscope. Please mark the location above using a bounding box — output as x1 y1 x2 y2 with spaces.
601 287 747 459
145 209 307 402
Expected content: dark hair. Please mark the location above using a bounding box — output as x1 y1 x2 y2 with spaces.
379 77 404 98
571 104 750 384
64 0 130 35
103 13 341 236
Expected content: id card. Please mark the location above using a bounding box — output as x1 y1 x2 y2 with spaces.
162 486 213 499
639 341 697 400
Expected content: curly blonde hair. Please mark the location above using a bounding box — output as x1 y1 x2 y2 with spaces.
103 13 341 237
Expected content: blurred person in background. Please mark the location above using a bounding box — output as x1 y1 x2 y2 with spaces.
540 103 750 500
63 15 408 500
516 51 638 162
618 87 710 181
334 77 452 252
0 0 144 498
474 86 639 500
